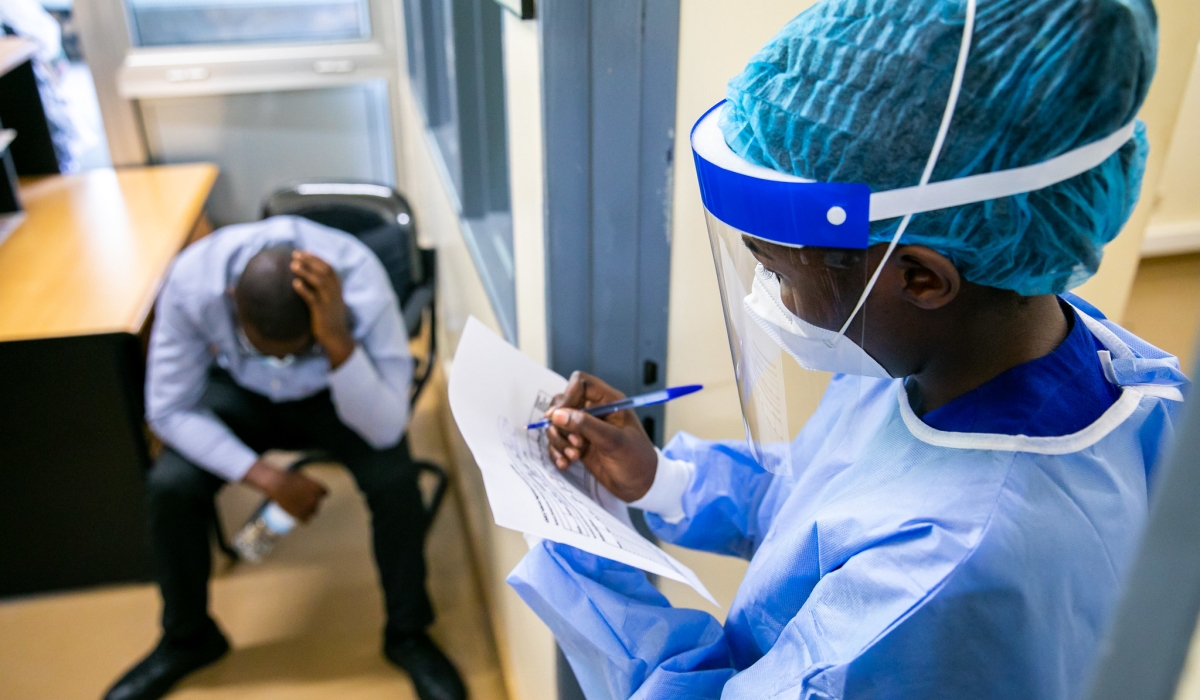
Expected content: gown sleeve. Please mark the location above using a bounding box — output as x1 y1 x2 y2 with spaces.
509 517 964 700
644 432 778 560
508 540 735 700
646 374 865 559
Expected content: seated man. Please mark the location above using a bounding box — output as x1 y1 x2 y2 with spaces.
105 216 465 700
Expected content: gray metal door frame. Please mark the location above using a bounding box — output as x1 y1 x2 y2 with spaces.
540 0 680 445
539 1 681 696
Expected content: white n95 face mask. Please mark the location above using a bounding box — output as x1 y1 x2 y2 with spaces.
743 264 892 379
236 325 302 369
263 354 297 370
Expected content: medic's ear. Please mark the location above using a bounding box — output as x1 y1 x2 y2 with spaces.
893 246 960 310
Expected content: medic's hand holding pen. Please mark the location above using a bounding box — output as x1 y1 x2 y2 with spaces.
541 373 702 503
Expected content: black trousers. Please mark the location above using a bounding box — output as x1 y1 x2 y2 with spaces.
145 370 433 645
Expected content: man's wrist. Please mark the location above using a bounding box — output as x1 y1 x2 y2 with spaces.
624 445 659 502
242 459 281 497
322 333 356 369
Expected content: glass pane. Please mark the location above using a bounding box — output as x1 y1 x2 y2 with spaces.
140 82 395 225
125 0 371 47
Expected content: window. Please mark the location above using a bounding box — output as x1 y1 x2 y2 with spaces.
140 82 395 225
404 0 515 341
125 0 372 48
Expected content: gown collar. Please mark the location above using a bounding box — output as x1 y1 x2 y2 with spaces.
899 297 1183 453
918 300 1118 438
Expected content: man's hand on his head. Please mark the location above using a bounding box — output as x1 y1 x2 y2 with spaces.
242 459 328 522
291 251 355 368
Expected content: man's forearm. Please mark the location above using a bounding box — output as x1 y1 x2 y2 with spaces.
327 347 410 449
150 410 258 482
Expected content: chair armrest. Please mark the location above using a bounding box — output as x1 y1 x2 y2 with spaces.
401 283 435 339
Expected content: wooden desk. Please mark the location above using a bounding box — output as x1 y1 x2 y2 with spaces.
0 164 217 342
0 164 217 597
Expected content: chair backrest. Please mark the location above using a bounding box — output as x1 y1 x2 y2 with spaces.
262 181 426 296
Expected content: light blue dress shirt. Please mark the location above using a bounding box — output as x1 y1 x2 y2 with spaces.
145 216 413 481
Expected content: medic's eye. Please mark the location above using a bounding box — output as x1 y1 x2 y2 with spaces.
823 249 864 270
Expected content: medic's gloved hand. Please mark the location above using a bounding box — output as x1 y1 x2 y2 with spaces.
544 371 658 503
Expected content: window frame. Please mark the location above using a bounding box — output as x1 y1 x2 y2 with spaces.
403 0 516 342
122 0 375 49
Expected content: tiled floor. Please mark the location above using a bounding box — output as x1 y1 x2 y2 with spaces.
0 391 507 700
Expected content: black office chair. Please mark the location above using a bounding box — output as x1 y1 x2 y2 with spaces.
262 181 438 401
213 181 447 564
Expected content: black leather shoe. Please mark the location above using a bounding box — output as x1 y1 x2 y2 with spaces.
385 633 467 700
103 627 229 700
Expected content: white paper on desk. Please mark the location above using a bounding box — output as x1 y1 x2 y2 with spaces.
448 316 716 605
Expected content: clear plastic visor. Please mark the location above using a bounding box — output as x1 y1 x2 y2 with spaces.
705 209 884 475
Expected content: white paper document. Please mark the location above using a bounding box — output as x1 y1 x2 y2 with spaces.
448 317 716 604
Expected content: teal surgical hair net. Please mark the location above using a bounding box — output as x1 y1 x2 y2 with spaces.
721 0 1157 296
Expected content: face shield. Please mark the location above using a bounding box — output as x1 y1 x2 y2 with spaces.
694 106 883 475
691 0 1139 474
692 0 973 476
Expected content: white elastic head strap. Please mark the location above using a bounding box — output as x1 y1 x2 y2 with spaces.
867 120 1136 222
834 0 977 339
831 0 1139 341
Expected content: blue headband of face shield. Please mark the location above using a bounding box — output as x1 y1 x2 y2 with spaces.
692 100 872 248
691 99 1138 251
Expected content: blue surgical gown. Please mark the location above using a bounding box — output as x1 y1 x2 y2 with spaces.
508 299 1190 699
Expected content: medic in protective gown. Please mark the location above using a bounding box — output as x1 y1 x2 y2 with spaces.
507 0 1187 697
511 299 1187 698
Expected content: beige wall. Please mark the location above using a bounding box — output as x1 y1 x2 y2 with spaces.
1075 0 1200 316
508 15 549 369
1125 253 1200 373
392 10 555 700
1144 42 1200 256
485 14 555 700
1121 5 1200 374
1152 43 1200 223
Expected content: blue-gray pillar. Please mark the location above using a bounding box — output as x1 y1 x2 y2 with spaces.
540 0 680 444
540 1 681 697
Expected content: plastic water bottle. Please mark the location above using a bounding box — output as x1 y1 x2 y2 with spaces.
232 501 296 563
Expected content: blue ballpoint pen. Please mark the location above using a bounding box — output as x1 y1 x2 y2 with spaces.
526 384 704 430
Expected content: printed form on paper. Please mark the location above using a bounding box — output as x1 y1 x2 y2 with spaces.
448 316 716 604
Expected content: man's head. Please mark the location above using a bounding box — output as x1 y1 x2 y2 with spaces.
233 244 313 358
